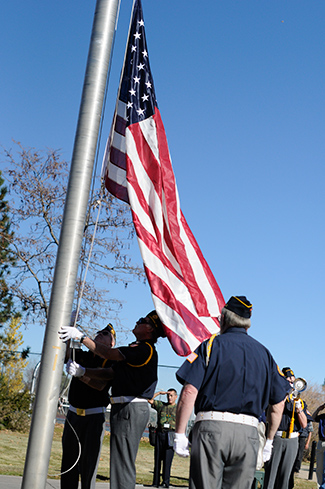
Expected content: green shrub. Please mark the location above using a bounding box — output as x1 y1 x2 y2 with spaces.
0 376 31 432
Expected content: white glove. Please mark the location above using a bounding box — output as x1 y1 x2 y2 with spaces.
295 399 302 411
59 326 83 342
173 433 190 458
263 438 273 463
65 359 73 375
66 360 85 378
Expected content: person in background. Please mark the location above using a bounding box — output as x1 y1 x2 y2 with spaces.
312 402 325 489
288 419 313 488
264 367 311 489
173 295 289 489
148 389 178 488
61 323 116 489
59 310 165 489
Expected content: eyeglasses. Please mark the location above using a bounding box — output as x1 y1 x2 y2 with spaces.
96 330 111 336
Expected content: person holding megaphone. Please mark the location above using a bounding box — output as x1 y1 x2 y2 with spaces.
264 367 313 489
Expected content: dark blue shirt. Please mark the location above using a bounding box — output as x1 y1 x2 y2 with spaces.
315 413 325 441
278 396 311 432
176 327 289 418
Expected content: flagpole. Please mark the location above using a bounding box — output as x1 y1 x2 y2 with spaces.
21 1 120 487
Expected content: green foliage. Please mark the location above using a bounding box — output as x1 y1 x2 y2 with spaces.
0 171 16 327
0 317 31 431
0 375 31 432
0 317 29 392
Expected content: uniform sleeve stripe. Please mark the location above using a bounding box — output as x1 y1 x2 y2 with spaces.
127 342 154 367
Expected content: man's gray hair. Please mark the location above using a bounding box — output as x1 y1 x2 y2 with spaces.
222 307 251 329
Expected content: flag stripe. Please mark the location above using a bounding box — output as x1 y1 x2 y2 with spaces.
145 268 215 341
129 152 216 313
105 177 129 203
115 114 126 136
180 212 224 312
110 146 127 170
128 112 219 315
126 123 180 269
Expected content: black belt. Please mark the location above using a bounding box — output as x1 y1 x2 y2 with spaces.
158 428 175 433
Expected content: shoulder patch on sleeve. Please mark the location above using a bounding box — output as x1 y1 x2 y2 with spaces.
277 365 285 377
186 352 198 364
206 333 218 366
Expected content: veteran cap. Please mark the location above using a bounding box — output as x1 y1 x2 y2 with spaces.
282 367 295 378
224 296 253 318
98 322 116 340
147 310 166 338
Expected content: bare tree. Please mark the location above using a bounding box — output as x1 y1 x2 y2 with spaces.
1 141 145 335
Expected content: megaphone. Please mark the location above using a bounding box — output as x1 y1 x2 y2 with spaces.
291 377 307 399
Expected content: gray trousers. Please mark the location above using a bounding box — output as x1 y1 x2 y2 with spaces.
264 436 298 489
316 440 325 489
110 402 149 489
189 420 259 489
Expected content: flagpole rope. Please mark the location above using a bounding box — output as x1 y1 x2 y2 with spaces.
50 398 82 478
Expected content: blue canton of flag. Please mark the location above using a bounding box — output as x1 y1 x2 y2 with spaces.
120 4 156 125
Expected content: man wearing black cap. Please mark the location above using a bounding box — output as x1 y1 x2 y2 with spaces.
60 323 116 489
59 310 165 489
264 367 309 489
173 296 290 489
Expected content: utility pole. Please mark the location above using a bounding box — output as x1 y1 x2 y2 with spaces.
21 0 120 487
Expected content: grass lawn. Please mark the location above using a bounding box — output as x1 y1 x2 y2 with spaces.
0 424 190 486
0 425 318 488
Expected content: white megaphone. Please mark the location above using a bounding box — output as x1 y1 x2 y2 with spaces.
291 377 307 399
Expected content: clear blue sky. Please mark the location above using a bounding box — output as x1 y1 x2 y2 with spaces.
1 0 324 391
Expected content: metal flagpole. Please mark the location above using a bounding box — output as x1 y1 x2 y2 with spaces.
21 0 120 487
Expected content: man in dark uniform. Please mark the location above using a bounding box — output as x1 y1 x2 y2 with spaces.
61 323 116 489
60 310 165 489
148 388 178 488
173 296 290 489
264 367 310 489
312 402 325 489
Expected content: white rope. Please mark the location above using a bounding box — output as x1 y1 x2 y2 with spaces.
74 196 104 334
51 399 82 478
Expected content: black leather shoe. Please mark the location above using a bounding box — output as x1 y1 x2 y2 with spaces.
161 484 169 488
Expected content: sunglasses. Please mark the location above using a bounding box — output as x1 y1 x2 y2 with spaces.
96 330 111 336
137 317 151 325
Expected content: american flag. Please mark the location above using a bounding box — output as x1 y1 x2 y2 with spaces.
102 0 225 355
